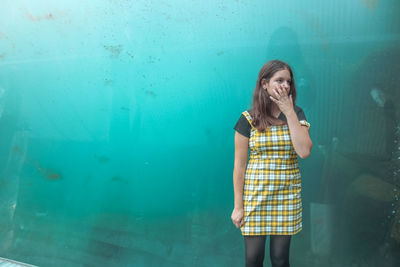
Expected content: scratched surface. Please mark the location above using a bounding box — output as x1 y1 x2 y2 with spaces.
0 0 400 266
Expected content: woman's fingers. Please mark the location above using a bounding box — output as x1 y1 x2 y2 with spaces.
276 85 282 96
273 87 281 98
269 95 278 103
279 86 288 98
232 215 244 228
233 217 239 227
231 209 244 228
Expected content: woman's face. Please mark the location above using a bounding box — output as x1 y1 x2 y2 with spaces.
262 69 292 96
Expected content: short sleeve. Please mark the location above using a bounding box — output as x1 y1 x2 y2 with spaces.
234 114 251 138
296 107 311 128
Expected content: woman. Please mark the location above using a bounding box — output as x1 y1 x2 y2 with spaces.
231 60 312 267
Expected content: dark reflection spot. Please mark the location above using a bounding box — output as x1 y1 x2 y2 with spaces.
103 45 123 58
360 0 379 10
45 170 61 180
217 51 224 56
28 13 54 22
12 145 21 153
112 176 121 181
111 175 128 184
104 78 113 86
120 106 130 111
205 128 212 140
126 51 134 59
145 90 157 97
94 154 110 164
33 161 62 180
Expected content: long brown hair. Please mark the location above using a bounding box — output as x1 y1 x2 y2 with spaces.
249 60 297 131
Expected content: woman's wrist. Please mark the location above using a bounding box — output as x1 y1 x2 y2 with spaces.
284 108 296 118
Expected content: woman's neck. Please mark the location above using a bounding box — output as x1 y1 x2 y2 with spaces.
270 105 281 118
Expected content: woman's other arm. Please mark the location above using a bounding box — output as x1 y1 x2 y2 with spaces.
231 131 248 228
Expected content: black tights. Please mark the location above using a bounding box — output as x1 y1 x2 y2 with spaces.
244 235 291 267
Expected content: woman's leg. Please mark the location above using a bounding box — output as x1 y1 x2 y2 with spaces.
269 235 292 267
244 235 267 267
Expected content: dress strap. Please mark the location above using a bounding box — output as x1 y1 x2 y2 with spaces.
242 111 255 129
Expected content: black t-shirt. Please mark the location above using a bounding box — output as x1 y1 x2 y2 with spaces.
233 106 307 138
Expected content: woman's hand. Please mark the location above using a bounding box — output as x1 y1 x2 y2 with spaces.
269 85 294 116
231 208 244 228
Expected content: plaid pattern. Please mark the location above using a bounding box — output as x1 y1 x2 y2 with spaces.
240 111 308 236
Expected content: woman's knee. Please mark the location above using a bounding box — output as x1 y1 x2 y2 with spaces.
244 235 266 267
245 249 265 266
269 235 291 267
270 255 289 267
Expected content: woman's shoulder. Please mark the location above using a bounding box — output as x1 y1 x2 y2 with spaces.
294 105 309 126
294 105 306 117
234 110 253 138
242 110 252 117
242 110 255 124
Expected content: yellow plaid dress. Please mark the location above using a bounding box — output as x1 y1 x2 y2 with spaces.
240 110 310 236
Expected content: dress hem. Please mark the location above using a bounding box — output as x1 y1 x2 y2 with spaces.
241 228 302 236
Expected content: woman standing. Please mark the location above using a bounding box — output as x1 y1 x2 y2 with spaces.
231 60 312 267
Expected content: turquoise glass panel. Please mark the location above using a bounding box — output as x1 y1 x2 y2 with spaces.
0 0 399 266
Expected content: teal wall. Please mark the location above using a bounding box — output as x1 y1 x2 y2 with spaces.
1 0 400 266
